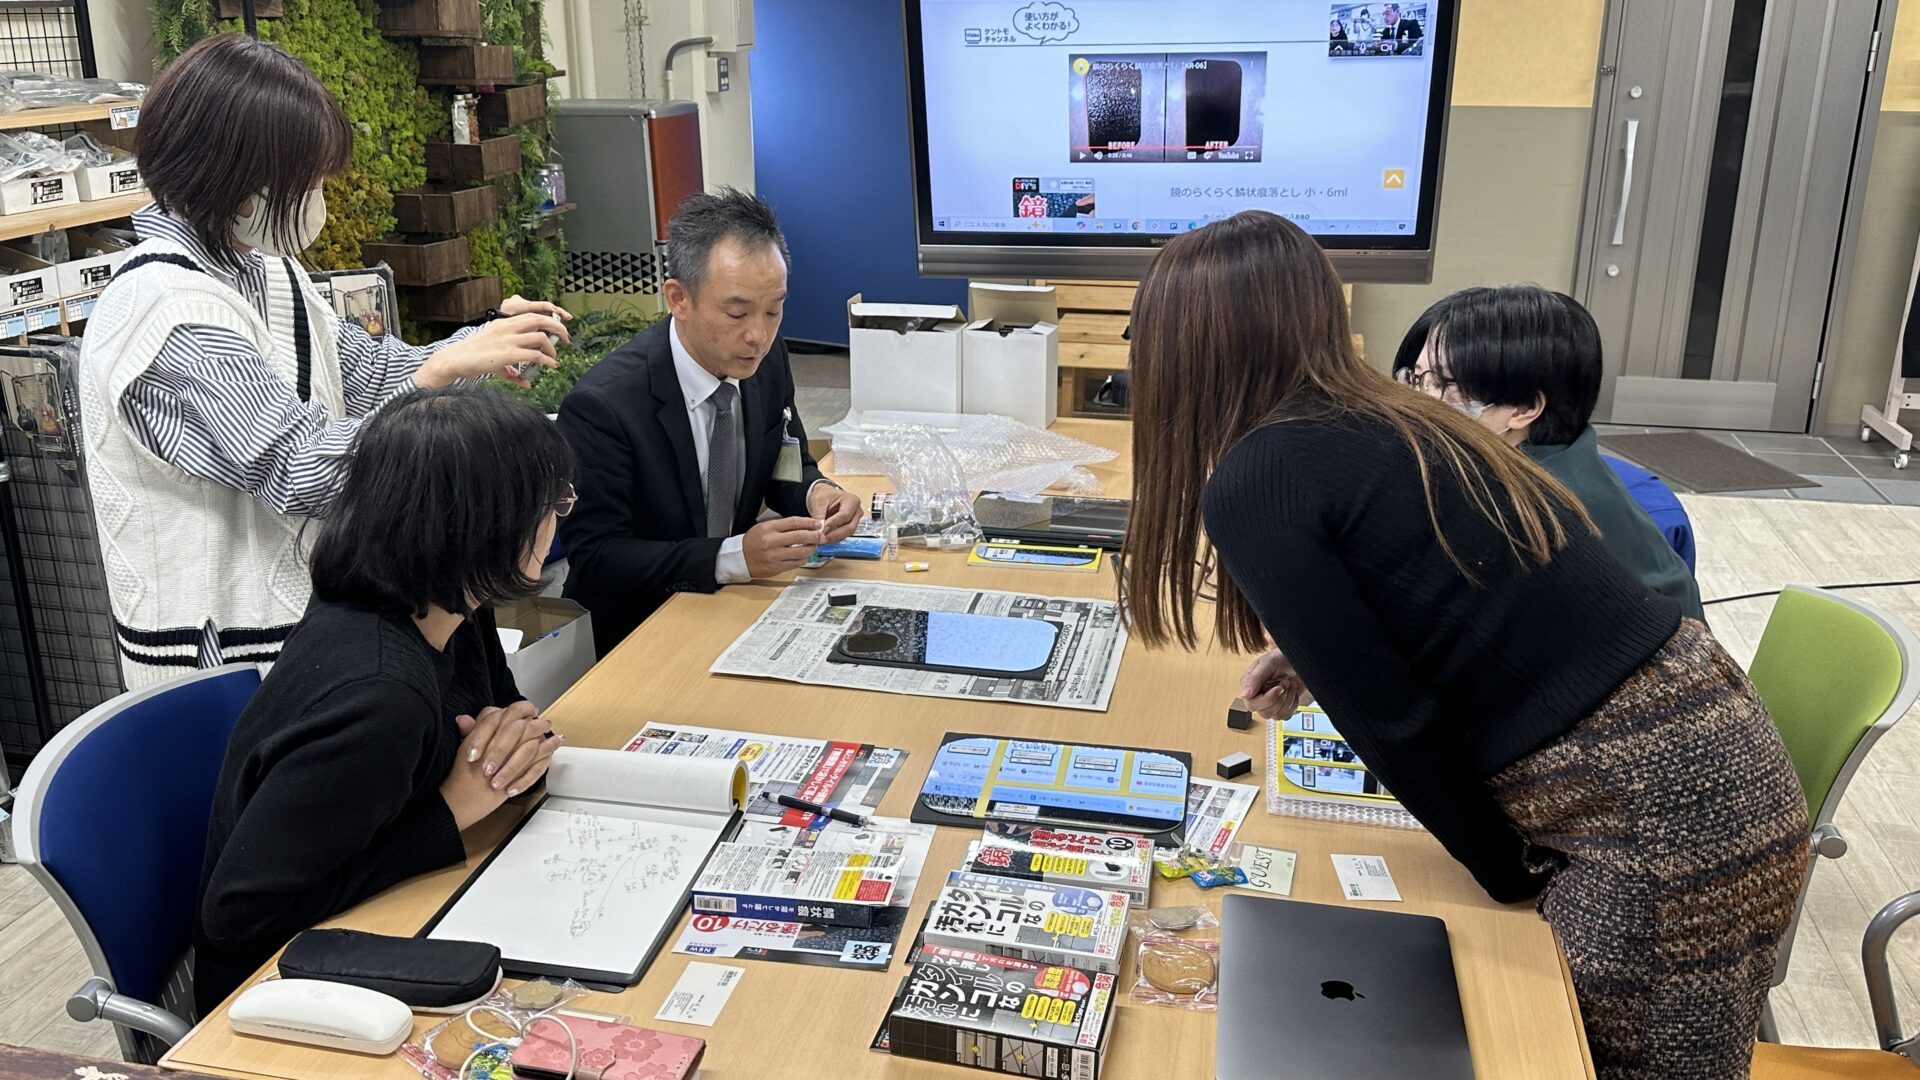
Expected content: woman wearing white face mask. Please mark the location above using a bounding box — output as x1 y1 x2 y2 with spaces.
78 33 574 686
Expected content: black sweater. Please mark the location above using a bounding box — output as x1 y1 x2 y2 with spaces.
1202 414 1680 903
192 598 521 1014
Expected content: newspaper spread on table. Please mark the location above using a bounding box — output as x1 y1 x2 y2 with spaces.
710 577 1127 711
623 722 908 823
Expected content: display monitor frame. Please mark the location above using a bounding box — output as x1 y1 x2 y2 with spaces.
901 0 1460 282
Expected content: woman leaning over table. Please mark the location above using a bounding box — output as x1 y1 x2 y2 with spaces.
77 33 569 687
1122 210 1806 1080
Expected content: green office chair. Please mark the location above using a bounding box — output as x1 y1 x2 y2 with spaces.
1746 586 1920 1042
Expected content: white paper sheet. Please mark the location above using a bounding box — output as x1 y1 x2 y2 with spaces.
1331 854 1402 902
654 962 744 1027
709 577 1127 711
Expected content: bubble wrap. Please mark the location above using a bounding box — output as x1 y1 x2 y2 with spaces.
864 425 979 549
823 411 1118 496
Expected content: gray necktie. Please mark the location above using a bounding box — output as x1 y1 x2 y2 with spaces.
706 382 739 538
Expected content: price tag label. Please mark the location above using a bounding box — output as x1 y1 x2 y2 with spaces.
0 312 27 338
23 302 61 333
109 105 139 130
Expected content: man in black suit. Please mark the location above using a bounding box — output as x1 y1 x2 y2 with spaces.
1382 4 1423 52
556 188 863 657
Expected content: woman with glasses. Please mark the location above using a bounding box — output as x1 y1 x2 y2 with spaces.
1392 286 1702 619
1124 211 1805 1079
193 385 574 1013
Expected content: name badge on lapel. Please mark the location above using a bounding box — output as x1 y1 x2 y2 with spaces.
775 406 804 483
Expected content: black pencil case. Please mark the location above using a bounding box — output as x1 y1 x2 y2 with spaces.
279 929 501 1011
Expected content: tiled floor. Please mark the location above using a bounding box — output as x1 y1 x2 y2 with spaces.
1596 424 1920 505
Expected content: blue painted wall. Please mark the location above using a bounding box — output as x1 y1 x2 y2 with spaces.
753 0 966 346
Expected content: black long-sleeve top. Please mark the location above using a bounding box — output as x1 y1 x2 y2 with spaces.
1202 413 1680 902
191 598 521 1014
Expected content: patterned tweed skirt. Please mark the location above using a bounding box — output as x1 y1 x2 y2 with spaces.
1491 619 1809 1080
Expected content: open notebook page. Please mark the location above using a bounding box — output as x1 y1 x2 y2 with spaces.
425 748 746 980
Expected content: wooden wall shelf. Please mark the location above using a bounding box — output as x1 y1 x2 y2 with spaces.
392 185 497 235
417 44 514 86
479 84 546 130
378 0 482 40
362 236 471 287
425 137 522 183
404 276 502 322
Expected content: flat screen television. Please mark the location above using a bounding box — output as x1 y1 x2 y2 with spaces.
903 0 1458 282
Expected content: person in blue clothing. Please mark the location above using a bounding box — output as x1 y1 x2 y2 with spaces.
1393 285 1704 620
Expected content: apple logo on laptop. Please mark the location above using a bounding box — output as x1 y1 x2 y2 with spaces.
1320 980 1364 1002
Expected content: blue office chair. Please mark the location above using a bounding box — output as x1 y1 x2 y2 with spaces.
1603 453 1697 571
12 664 262 1064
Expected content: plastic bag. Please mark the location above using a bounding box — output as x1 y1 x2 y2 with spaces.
1127 905 1220 937
3 73 144 108
399 978 589 1080
822 410 1117 495
865 424 979 550
1132 933 1220 1010
0 131 79 182
63 132 113 168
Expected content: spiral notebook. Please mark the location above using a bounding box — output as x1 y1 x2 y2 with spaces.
422 748 748 986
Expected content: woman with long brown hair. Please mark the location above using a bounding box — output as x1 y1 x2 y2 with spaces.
1125 211 1806 1078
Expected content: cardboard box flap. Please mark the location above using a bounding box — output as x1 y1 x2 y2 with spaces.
965 318 1059 336
969 282 1058 326
848 294 967 332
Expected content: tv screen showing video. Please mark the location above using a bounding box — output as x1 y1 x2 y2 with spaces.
904 0 1456 280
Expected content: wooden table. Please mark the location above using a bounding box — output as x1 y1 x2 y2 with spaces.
162 419 1593 1078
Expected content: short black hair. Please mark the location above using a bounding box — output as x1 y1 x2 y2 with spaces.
666 186 791 296
140 34 352 273
1392 285 1603 446
311 385 574 619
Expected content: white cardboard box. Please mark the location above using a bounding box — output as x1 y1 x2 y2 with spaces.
0 246 59 312
963 283 1059 429
57 228 130 298
0 172 76 216
74 154 144 202
848 294 967 415
494 596 595 711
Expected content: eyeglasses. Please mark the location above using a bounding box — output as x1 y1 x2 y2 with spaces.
553 483 578 518
1395 367 1455 397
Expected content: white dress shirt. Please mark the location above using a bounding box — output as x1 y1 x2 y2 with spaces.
669 319 754 584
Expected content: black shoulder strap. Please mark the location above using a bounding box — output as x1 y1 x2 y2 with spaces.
113 252 203 279
283 262 312 403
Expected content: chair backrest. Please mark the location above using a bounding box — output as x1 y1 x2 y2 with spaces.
12 665 260 1005
1602 453 1697 572
1748 588 1919 825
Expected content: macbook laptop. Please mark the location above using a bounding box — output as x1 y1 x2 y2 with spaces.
1218 894 1475 1079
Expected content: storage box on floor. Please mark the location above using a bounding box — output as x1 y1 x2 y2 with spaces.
963 283 1058 429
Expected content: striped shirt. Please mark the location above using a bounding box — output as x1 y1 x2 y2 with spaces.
119 209 477 516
